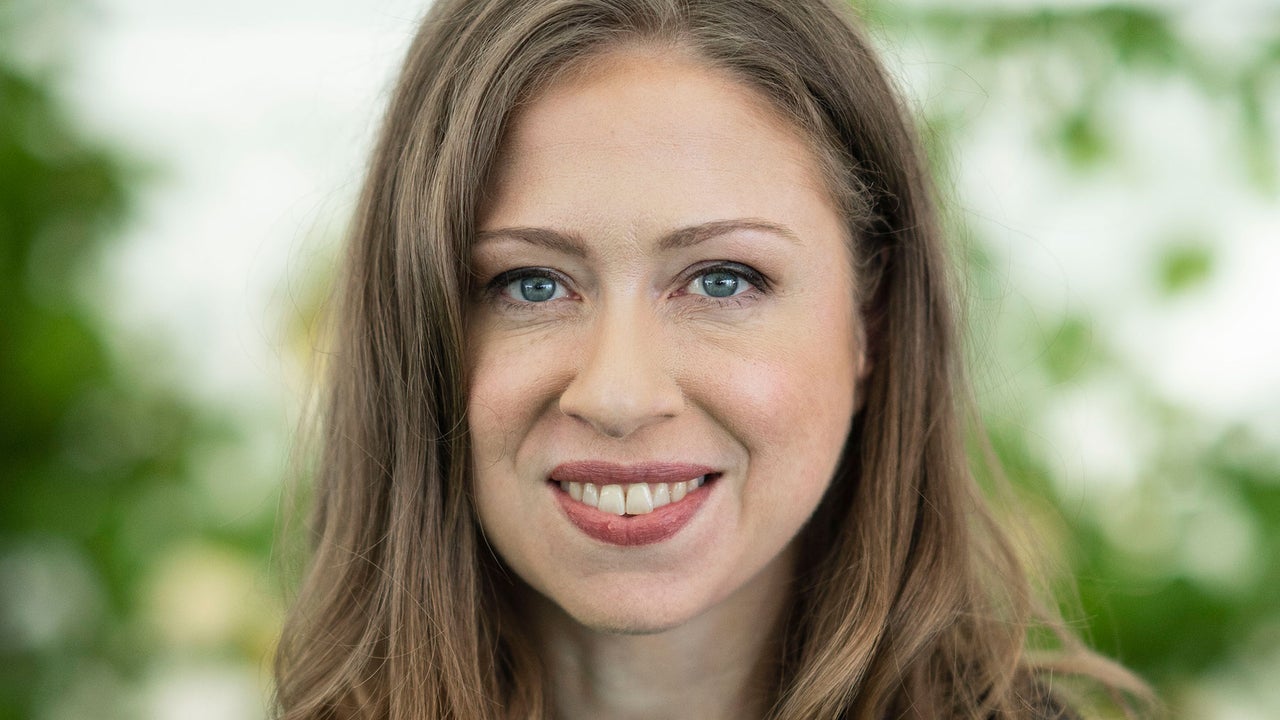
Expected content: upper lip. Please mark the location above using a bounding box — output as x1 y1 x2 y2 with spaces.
549 461 716 485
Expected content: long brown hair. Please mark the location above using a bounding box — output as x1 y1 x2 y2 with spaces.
274 1 1152 717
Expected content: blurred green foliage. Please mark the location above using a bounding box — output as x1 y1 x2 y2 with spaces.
880 3 1280 186
1 2 280 718
1157 242 1215 295
876 2 1280 713
0 1 1277 719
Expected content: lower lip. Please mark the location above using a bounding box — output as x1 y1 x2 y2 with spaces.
553 479 714 546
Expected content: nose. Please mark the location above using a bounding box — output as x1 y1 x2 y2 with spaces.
559 303 684 438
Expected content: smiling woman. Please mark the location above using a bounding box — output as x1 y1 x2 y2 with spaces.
273 1 1152 719
469 50 863 647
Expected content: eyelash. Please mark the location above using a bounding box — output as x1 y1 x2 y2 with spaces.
483 262 770 311
680 262 770 304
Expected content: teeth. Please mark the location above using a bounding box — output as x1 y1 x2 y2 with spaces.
651 483 670 508
597 484 626 515
556 475 711 515
625 483 654 514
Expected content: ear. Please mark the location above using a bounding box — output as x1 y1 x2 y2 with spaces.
849 239 888 415
852 349 873 414
851 251 885 415
852 316 874 414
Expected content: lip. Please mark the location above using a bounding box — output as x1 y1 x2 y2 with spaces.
549 461 717 546
550 460 716 485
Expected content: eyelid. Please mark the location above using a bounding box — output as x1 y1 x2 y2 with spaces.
481 262 769 307
486 267 575 304
682 261 770 297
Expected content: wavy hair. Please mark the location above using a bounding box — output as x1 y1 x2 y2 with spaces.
274 0 1152 717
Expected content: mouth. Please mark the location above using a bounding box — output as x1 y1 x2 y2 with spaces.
553 474 715 516
547 461 720 545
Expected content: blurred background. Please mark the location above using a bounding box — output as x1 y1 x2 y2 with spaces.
0 0 1276 717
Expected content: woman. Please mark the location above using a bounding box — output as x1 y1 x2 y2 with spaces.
275 0 1151 717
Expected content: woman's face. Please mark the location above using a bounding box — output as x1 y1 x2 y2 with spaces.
467 48 866 633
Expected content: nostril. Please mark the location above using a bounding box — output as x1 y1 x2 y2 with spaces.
556 312 685 438
558 372 683 439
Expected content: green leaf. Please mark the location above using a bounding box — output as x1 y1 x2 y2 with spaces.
1157 242 1214 296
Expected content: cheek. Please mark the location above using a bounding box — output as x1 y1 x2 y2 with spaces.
726 296 858 422
466 329 562 469
747 346 856 459
690 298 860 501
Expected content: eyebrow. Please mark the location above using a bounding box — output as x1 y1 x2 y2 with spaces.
473 218 801 256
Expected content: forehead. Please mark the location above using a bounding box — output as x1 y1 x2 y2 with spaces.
479 47 839 240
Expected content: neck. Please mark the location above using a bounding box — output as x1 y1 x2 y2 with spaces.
527 548 796 720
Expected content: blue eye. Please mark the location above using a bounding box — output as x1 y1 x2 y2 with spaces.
699 270 740 297
688 266 759 299
502 272 566 303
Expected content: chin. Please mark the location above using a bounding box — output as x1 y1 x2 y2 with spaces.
556 589 708 636
570 608 691 636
